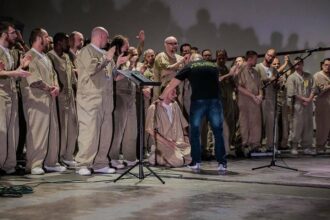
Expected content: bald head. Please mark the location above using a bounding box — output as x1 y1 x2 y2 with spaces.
164 36 178 57
164 36 177 44
91 26 109 49
264 48 276 66
190 53 202 62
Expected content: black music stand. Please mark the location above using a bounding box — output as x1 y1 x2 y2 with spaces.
113 70 164 184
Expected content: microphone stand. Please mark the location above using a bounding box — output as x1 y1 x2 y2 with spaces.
252 50 315 171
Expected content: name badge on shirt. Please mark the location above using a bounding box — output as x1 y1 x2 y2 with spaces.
304 80 309 88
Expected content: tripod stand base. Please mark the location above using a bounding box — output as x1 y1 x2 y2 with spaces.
113 161 165 184
252 160 298 171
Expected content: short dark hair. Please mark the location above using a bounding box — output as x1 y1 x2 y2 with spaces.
322 57 330 63
29 28 45 46
109 35 128 57
201 49 212 56
191 46 199 52
0 21 14 36
245 50 258 59
53 32 68 46
216 49 228 58
180 43 191 54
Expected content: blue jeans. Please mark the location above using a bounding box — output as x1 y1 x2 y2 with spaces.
189 99 226 164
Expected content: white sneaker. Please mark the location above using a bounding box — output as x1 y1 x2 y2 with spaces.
187 162 201 170
291 148 299 155
111 160 126 169
218 163 227 172
31 167 45 175
148 152 156 165
124 160 138 166
44 165 67 172
5 168 16 174
303 148 317 155
94 166 116 174
62 160 77 168
76 167 91 176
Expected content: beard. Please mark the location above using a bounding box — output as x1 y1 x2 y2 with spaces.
40 38 49 52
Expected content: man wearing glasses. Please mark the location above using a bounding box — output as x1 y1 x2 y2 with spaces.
153 36 188 101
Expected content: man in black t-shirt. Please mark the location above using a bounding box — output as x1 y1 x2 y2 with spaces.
160 54 227 171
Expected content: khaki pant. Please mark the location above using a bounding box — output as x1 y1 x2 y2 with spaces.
0 93 18 171
262 98 275 148
22 93 59 171
75 93 113 169
109 92 137 161
315 98 330 148
58 93 78 161
278 103 289 148
150 143 192 167
291 103 313 148
238 97 262 148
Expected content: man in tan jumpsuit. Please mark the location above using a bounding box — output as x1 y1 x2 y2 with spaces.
313 58 330 153
48 33 78 168
21 28 66 175
286 57 315 155
153 36 187 101
271 56 293 150
146 89 192 167
254 49 278 151
109 36 137 168
75 27 123 175
237 51 263 154
0 22 30 174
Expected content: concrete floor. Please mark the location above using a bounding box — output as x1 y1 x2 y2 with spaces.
1 156 330 220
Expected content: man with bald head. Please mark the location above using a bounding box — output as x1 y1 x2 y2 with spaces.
255 48 279 152
153 36 187 101
75 27 126 175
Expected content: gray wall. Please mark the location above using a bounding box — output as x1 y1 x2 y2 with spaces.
1 0 329 72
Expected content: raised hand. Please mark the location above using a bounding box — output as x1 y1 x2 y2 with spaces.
20 54 32 69
106 46 116 61
136 30 145 43
116 52 129 68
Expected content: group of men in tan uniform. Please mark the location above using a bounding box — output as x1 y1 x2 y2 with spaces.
1 20 329 176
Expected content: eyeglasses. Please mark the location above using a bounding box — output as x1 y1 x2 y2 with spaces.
166 42 178 45
266 53 275 58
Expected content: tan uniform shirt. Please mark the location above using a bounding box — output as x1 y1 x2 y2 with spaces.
237 65 262 147
0 46 19 171
153 52 183 99
20 48 60 170
145 100 191 167
48 50 78 161
75 44 115 169
313 71 330 147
